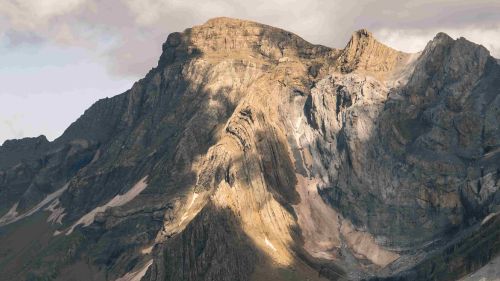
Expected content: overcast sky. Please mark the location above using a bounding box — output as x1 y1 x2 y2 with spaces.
1 0 499 144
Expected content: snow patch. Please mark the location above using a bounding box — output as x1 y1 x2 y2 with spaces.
0 183 69 227
66 176 148 235
481 212 499 226
141 245 154 255
264 237 277 252
179 193 199 225
0 203 19 224
45 199 65 224
115 259 153 281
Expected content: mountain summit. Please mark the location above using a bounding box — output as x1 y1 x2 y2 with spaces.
0 18 499 281
337 28 410 77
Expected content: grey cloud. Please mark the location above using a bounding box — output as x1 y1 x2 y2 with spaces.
1 0 499 78
3 30 45 46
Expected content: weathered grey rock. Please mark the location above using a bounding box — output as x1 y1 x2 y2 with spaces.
0 17 498 281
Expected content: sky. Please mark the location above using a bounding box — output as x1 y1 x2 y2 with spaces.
1 0 500 144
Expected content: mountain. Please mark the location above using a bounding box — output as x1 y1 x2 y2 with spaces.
0 17 499 281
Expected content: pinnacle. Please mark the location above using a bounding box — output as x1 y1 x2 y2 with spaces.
352 28 373 39
434 32 453 41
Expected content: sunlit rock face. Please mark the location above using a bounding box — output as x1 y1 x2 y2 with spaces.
0 17 498 281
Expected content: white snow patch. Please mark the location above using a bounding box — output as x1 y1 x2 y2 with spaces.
187 193 198 208
0 183 69 226
141 245 154 255
66 176 148 235
0 203 19 224
264 237 277 252
481 212 499 226
45 199 65 224
179 193 198 225
115 259 153 281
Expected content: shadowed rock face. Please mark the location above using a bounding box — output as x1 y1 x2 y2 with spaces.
0 17 498 281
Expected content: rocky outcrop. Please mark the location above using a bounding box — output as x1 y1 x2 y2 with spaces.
335 29 412 80
0 17 498 281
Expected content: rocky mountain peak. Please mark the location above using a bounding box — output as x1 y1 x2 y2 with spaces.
423 31 490 59
423 31 479 57
433 31 454 42
1 135 48 149
351 28 374 40
405 31 493 109
0 18 499 281
337 28 411 79
158 17 334 68
0 135 49 168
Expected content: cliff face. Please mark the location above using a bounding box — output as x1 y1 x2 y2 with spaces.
0 17 498 281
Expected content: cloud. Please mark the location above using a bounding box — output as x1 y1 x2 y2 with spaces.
0 0 85 29
1 0 499 79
